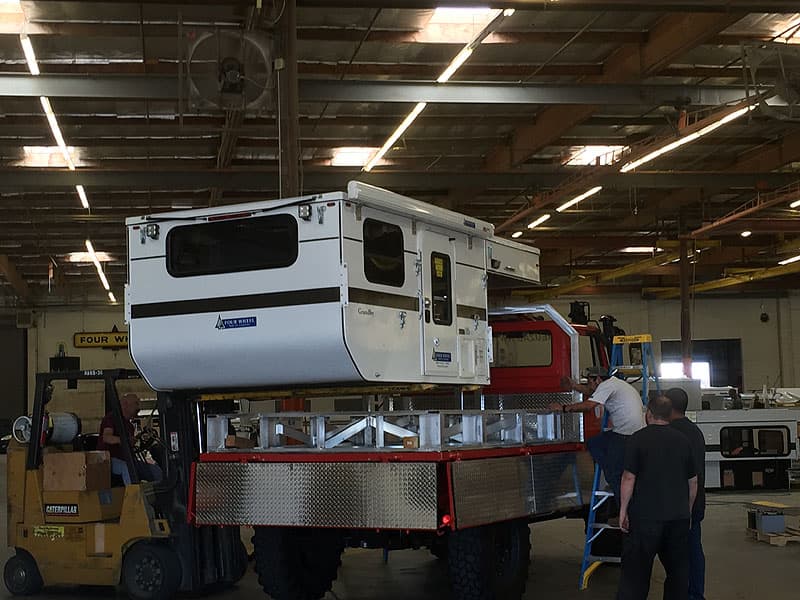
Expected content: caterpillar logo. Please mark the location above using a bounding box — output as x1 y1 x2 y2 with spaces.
44 504 79 516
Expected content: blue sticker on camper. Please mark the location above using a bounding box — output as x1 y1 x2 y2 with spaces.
433 351 452 363
215 315 257 330
463 219 476 229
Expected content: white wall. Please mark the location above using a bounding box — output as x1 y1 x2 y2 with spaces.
507 292 800 390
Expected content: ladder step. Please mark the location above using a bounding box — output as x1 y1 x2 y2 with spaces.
593 490 614 497
588 555 622 564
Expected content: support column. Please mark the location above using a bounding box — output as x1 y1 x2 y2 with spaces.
679 237 692 378
277 0 300 198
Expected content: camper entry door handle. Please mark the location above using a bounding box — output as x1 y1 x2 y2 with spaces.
424 298 431 323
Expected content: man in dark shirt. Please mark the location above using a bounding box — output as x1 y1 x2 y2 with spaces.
617 395 698 600
97 393 161 485
665 387 707 600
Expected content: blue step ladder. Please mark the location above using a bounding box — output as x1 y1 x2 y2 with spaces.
579 334 659 590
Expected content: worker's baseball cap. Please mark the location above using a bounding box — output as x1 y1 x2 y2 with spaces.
583 366 610 379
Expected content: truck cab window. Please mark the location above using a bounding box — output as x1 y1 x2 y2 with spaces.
430 252 452 326
167 214 298 277
363 219 404 287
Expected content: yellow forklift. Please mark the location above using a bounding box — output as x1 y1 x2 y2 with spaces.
4 369 247 600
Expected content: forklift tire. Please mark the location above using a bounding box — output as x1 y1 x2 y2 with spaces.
122 542 181 600
3 550 43 596
447 520 531 600
253 527 344 600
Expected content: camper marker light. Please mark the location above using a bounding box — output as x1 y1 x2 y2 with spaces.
619 104 755 173
145 223 160 240
527 214 551 229
298 204 312 220
555 185 603 213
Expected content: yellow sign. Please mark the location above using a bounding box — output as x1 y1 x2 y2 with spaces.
612 334 652 344
33 525 64 540
73 331 128 349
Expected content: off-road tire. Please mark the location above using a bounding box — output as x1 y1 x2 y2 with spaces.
3 550 43 596
122 542 182 600
253 527 344 600
447 520 531 600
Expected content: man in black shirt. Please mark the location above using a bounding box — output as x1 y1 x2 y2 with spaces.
617 395 698 600
665 387 706 600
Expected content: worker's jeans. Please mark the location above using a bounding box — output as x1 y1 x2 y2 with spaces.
688 518 705 600
111 457 163 486
587 431 629 503
617 518 690 600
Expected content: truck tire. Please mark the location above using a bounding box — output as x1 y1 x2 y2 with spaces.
447 520 530 600
3 550 43 596
122 542 182 600
253 527 344 600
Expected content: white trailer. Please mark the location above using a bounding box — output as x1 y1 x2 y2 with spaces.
125 183 589 600
126 181 539 391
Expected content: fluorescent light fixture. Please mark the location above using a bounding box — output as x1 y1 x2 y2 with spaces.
790 198 800 209
620 105 755 173
19 34 39 75
778 254 800 266
429 7 494 25
364 102 427 172
555 185 603 213
566 145 628 167
39 97 76 170
85 239 110 291
740 230 752 238
108 291 117 303
619 246 663 253
437 46 473 83
19 146 80 168
527 214 551 229
68 251 112 263
503 8 515 16
331 146 378 167
75 184 89 209
511 231 523 239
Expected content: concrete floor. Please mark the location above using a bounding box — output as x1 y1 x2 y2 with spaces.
1 454 798 599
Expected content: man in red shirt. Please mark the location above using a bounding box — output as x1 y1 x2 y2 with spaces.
97 393 161 485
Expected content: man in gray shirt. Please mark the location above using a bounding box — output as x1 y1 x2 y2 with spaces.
553 366 645 502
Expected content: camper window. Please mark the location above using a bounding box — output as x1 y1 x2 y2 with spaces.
430 252 452 326
167 214 298 277
363 219 405 287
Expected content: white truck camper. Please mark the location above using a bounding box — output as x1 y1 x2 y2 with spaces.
126 181 540 391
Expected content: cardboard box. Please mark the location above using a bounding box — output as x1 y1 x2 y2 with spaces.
723 469 735 488
225 435 256 449
43 451 110 492
403 436 420 449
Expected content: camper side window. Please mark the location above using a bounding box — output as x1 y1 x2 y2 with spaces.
167 214 298 277
363 219 405 287
430 252 452 326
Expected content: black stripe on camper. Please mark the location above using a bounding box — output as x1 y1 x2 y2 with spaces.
130 287 340 319
348 288 419 311
456 305 487 321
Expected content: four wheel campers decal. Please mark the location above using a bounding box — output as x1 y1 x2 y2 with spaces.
215 315 257 330
44 504 79 516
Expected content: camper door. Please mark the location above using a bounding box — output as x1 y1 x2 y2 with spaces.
419 230 458 377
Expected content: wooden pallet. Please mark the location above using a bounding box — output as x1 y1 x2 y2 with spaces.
747 526 800 547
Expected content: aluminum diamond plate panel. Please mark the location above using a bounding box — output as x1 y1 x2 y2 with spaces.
451 452 586 529
195 462 438 530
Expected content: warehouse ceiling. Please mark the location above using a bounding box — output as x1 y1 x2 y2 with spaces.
1 0 800 307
